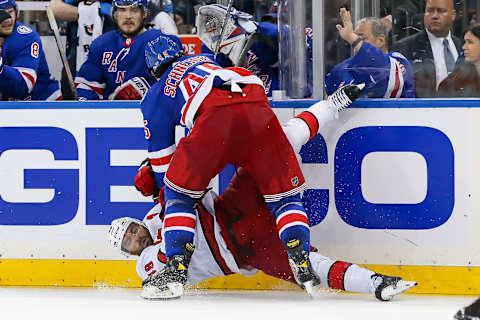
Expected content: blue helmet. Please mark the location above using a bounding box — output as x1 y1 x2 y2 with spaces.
112 0 147 10
0 0 16 10
145 35 183 75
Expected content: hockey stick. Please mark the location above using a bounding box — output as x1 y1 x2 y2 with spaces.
213 0 234 60
45 5 78 100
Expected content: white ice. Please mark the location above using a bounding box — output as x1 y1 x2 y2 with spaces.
0 287 474 320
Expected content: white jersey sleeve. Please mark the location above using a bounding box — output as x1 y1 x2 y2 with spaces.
136 243 167 280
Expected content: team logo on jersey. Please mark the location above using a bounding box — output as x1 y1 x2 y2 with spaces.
30 42 39 58
291 176 299 186
84 24 94 36
17 25 32 34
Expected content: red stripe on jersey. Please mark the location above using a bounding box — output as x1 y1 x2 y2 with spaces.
327 261 352 290
390 64 400 98
276 212 309 233
224 67 252 76
296 111 319 141
75 82 104 95
150 154 173 166
197 205 233 275
181 78 207 125
200 63 221 70
157 251 168 264
163 215 196 229
21 71 36 87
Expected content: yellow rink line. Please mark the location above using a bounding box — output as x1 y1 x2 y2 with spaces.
0 259 479 295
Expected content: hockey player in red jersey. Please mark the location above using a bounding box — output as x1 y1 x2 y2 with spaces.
108 81 417 300
137 35 365 298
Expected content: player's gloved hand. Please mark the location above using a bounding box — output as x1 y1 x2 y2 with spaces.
134 158 162 204
109 77 150 100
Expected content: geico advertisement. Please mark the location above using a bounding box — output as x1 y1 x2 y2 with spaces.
0 106 476 266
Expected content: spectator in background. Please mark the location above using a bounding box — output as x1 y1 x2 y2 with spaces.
438 24 480 97
391 0 462 97
0 0 61 100
50 0 115 99
148 0 178 35
325 8 415 98
74 0 180 100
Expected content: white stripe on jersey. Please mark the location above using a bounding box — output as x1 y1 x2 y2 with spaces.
148 145 176 160
15 67 37 93
74 76 106 93
180 69 264 129
384 57 404 98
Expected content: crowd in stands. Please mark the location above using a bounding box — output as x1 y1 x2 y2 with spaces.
1 0 480 100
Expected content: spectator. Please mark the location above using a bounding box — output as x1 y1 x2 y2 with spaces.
0 0 61 100
325 8 415 98
391 0 462 97
49 0 115 99
148 0 178 35
438 24 480 97
74 0 180 100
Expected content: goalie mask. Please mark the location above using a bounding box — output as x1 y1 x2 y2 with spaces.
108 217 148 256
196 4 258 66
145 35 184 77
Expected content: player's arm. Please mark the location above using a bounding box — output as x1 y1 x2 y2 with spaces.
74 40 106 100
0 34 42 100
140 91 178 189
49 0 78 21
136 244 167 281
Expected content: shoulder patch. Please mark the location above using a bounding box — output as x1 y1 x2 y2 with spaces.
391 51 407 60
17 25 32 35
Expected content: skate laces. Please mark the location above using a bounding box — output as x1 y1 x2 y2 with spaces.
327 86 353 111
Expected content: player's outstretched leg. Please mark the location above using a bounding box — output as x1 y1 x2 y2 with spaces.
371 273 417 301
141 243 195 300
327 83 365 112
454 297 480 320
283 83 364 154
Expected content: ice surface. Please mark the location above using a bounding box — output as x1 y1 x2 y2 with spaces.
0 287 474 320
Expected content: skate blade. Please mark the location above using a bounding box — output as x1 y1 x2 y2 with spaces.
303 280 322 299
381 280 417 301
140 283 184 300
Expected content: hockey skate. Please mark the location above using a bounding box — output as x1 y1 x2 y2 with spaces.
141 243 194 300
327 83 365 112
454 298 480 320
371 273 417 301
286 239 321 298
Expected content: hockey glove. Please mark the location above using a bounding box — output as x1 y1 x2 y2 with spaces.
134 158 162 204
109 77 150 100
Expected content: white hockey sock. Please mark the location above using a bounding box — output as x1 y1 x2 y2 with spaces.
309 252 375 293
282 100 337 153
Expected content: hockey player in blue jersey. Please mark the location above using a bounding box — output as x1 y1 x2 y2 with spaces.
326 8 415 98
195 3 312 97
74 0 180 100
138 34 363 299
0 0 61 100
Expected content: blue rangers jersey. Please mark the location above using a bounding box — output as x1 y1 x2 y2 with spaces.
325 41 415 98
75 29 173 100
0 22 61 100
141 54 263 188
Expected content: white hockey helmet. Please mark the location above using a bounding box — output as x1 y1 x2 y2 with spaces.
107 217 147 256
196 4 258 66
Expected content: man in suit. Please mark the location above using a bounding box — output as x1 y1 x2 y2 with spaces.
391 0 462 97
